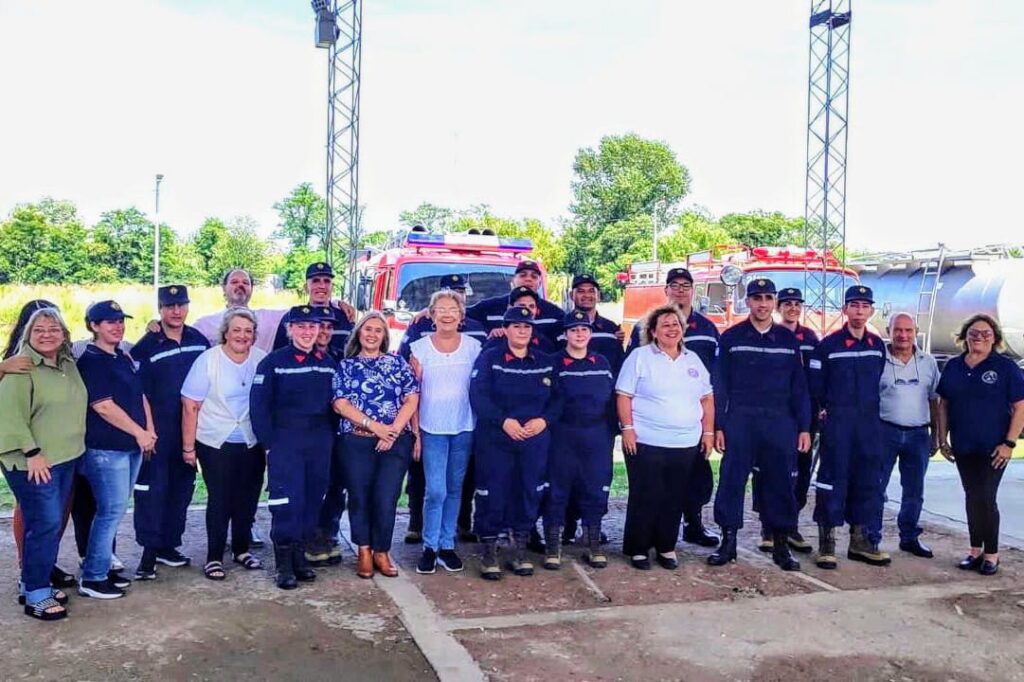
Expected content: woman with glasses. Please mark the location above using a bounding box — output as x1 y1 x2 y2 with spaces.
936 314 1024 575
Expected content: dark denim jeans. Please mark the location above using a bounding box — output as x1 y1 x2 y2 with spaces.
869 424 931 545
341 433 412 551
2 458 77 605
78 448 142 582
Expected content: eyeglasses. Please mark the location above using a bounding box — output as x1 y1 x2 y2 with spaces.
667 283 693 292
966 330 994 340
31 327 63 337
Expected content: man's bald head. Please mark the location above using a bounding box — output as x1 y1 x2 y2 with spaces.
888 311 918 353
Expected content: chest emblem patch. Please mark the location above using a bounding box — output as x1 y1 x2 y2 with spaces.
542 377 552 386
982 370 998 384
687 367 699 378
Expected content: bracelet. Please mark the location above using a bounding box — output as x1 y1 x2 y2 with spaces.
361 417 370 429
703 432 714 436
621 425 635 431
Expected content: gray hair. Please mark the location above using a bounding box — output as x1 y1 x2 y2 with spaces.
887 311 917 334
428 290 465 321
218 307 259 345
18 308 73 359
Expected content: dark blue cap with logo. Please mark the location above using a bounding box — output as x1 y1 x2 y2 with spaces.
745 278 777 297
845 285 874 304
509 285 540 305
87 300 133 323
563 309 593 330
158 285 190 306
313 306 339 325
666 267 693 284
439 273 468 290
502 306 536 326
287 305 321 324
777 287 804 303
305 262 334 279
514 260 542 275
571 274 599 290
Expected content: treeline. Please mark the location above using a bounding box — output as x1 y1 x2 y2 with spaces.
0 134 809 297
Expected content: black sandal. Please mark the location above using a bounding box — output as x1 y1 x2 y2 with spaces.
203 561 226 581
24 596 67 621
233 553 263 570
19 589 69 606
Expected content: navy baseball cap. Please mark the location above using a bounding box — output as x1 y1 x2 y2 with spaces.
158 285 190 306
666 267 693 284
509 286 541 306
87 300 133 323
502 306 536 326
845 285 874 304
514 260 542 275
305 262 334 279
777 287 804 303
571 274 600 290
287 305 321 324
563 309 593 331
439 273 468 290
745 278 777 297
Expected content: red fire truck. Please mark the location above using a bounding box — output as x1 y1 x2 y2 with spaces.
620 245 860 339
354 230 544 345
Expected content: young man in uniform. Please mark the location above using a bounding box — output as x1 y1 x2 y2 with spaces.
627 267 720 547
809 286 890 569
466 260 564 346
131 285 210 579
707 280 811 572
272 262 354 354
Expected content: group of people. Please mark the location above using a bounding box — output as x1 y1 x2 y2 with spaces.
1 258 1020 623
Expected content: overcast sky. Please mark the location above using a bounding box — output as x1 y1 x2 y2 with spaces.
1 0 1020 251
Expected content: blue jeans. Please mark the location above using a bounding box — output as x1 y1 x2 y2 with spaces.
421 431 473 551
78 448 142 582
869 424 931 545
2 459 77 605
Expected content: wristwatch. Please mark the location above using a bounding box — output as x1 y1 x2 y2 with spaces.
1002 439 1016 449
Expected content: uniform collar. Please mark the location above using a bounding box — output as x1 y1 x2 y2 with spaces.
23 344 71 368
743 319 778 340
840 324 876 349
291 344 325 362
560 350 597 366
86 342 126 358
504 339 536 362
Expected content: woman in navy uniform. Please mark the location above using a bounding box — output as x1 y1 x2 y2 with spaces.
250 305 338 589
542 310 616 570
469 306 561 580
937 314 1024 575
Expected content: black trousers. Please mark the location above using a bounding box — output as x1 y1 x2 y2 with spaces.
197 441 266 563
623 443 700 556
405 458 425 533
955 454 1007 553
457 451 475 532
316 438 348 541
343 433 412 551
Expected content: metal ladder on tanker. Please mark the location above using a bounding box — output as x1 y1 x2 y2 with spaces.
915 243 946 353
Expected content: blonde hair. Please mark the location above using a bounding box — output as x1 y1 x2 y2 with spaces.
219 307 259 345
428 290 465 321
18 308 73 359
345 311 390 358
642 304 686 349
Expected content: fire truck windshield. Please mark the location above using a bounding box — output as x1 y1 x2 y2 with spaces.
396 262 524 312
733 270 857 312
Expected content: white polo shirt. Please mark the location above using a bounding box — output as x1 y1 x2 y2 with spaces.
615 344 712 448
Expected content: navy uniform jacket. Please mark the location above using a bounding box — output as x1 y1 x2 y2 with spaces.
713 320 811 431
791 323 821 429
272 305 354 354
132 325 210 427
250 345 338 446
467 294 564 345
397 316 488 360
483 330 557 355
809 325 885 413
627 309 720 373
554 350 617 434
557 313 625 377
937 352 1024 456
469 342 562 428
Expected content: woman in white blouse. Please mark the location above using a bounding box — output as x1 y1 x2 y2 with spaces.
180 308 267 580
408 290 482 575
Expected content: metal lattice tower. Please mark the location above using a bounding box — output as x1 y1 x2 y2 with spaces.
322 0 363 298
804 0 851 332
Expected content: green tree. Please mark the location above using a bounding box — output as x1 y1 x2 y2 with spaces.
191 217 229 278
273 183 327 249
399 202 454 232
0 204 95 283
92 207 159 282
450 212 566 274
718 211 806 247
209 216 270 282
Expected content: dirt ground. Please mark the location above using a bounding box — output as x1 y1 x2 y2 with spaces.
2 500 1024 681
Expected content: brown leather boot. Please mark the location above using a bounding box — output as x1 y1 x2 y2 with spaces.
373 551 399 577
356 546 373 579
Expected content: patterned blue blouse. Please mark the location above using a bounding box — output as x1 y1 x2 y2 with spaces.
333 353 420 434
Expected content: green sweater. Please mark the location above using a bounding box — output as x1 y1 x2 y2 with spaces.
0 346 87 472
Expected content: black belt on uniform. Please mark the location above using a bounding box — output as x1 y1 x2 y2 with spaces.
881 420 929 431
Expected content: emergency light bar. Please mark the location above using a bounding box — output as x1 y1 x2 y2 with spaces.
406 232 533 254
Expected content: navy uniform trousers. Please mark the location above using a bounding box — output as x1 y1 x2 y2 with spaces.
812 408 883 527
473 429 551 537
543 423 612 529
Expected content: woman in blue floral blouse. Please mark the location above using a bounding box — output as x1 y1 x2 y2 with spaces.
333 312 420 578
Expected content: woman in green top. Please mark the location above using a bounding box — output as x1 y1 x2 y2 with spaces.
0 307 87 621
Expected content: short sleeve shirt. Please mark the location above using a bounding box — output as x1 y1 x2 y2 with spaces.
76 344 147 451
333 353 420 433
937 352 1024 456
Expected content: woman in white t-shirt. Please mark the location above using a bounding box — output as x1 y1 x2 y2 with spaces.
408 290 481 575
615 305 715 571
180 308 267 580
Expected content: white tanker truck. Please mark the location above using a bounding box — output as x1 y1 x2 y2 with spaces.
850 245 1024 363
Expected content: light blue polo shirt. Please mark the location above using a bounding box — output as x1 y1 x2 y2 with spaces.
878 345 940 427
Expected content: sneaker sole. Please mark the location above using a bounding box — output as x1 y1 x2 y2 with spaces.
134 572 158 581
155 558 190 568
415 566 437 575
78 586 125 600
436 558 464 573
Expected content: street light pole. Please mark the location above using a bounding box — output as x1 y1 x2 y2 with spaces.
154 174 164 314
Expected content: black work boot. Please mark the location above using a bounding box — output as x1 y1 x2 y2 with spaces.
274 544 298 590
847 524 892 567
816 525 837 570
293 546 317 582
758 527 774 553
510 532 535 576
480 537 502 581
707 528 738 566
683 516 720 547
585 523 607 568
786 530 813 554
526 526 546 554
772 532 801 571
543 526 563 570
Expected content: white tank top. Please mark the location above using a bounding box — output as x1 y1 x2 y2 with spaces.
410 334 481 435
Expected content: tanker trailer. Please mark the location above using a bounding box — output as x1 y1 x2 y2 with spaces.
850 246 1024 363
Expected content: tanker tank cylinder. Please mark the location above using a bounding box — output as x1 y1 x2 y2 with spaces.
856 259 1024 361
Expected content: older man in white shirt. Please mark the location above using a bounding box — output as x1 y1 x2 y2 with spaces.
869 312 941 558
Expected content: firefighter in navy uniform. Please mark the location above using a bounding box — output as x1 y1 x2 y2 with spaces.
466 260 564 346
398 273 487 546
272 262 354 353
250 306 338 589
810 285 890 570
482 286 558 354
626 267 721 547
131 285 210 579
542 310 616 570
707 279 811 572
469 306 561 581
